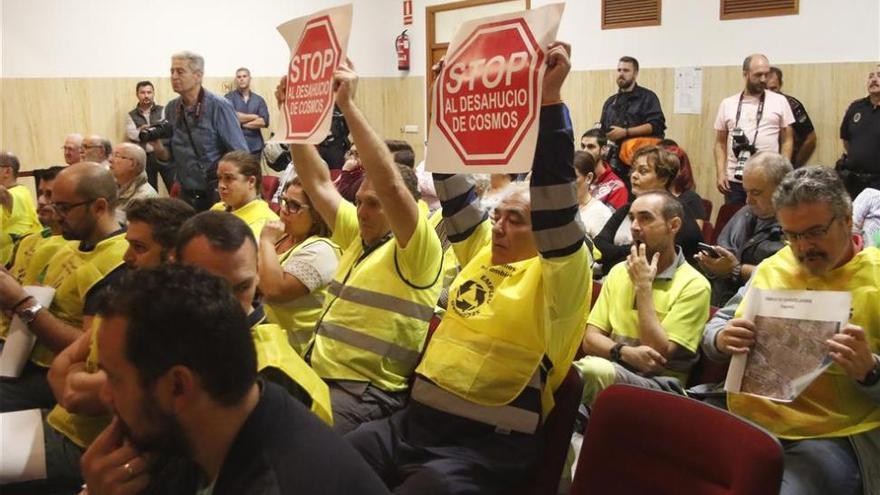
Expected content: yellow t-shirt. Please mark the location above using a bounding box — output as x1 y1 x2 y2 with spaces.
588 250 711 380
1 184 42 265
728 245 880 439
210 199 279 239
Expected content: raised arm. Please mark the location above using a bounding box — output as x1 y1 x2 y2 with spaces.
333 63 420 247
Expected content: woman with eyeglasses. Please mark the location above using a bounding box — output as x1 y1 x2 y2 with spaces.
209 150 278 237
258 177 340 356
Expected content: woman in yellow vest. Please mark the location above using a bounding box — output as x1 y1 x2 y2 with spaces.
210 150 278 238
259 177 340 356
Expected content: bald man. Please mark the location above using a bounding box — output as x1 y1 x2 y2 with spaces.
714 53 795 204
63 133 84 166
0 151 42 265
110 143 158 224
82 135 112 168
0 162 128 412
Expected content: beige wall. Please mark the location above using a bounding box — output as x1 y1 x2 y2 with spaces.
1 62 873 210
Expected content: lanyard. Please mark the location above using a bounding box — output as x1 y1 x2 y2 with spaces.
734 90 765 146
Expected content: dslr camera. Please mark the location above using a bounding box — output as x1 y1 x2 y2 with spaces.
138 120 173 143
731 127 756 181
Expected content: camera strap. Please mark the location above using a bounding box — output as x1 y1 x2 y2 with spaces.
177 88 205 161
734 90 765 146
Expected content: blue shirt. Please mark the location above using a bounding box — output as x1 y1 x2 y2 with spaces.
165 88 248 191
225 90 270 154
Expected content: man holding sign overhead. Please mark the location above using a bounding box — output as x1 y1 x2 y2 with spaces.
348 21 591 495
274 5 442 435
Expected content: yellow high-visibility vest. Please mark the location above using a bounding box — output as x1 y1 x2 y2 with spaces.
729 245 880 439
264 236 340 356
0 184 42 265
253 322 333 425
31 232 128 367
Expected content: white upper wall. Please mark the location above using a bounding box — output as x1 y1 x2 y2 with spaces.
2 0 877 78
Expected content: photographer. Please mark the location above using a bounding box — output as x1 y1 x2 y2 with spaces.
124 80 172 191
152 51 248 211
714 53 794 204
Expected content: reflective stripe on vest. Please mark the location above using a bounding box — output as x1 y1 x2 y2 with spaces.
411 371 543 434
318 321 422 370
327 281 434 322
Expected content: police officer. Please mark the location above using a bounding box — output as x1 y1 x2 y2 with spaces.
838 64 880 198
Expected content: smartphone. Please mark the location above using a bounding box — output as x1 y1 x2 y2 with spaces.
697 242 720 258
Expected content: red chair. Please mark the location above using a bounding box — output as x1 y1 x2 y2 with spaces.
262 175 281 202
571 385 783 495
169 182 181 198
701 221 714 244
513 366 585 495
686 307 731 387
701 198 714 221
713 203 745 243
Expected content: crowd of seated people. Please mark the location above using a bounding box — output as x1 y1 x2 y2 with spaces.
0 36 878 495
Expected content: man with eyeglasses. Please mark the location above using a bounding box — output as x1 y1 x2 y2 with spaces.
62 134 84 166
82 135 113 169
0 162 128 413
711 166 880 495
109 143 158 224
0 151 42 265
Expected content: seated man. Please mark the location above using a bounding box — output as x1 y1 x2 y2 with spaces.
0 198 195 490
80 266 389 494
576 190 711 405
0 150 42 265
580 129 628 210
82 135 113 169
109 143 158 224
715 166 880 495
176 211 332 425
279 65 443 434
347 42 592 495
5 166 66 285
696 152 791 306
0 162 128 412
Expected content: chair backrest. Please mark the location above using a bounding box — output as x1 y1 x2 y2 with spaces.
571 385 783 495
701 221 714 244
713 203 745 242
701 198 714 221
262 175 281 202
514 366 585 495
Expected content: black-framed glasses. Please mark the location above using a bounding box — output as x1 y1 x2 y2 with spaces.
782 216 838 243
51 199 94 216
281 198 310 214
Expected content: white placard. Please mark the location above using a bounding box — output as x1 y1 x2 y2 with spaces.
0 285 56 378
0 409 46 483
674 67 702 115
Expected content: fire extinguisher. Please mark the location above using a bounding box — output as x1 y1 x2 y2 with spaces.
396 29 410 71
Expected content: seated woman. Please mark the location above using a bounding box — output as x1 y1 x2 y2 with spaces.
574 150 613 238
595 145 704 271
210 150 279 237
660 139 709 229
259 178 340 356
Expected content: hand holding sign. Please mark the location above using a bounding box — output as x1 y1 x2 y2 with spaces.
333 61 359 109
273 5 352 144
542 41 571 105
426 3 565 173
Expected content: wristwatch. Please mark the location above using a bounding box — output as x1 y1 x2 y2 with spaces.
860 356 880 387
16 301 44 325
610 343 626 363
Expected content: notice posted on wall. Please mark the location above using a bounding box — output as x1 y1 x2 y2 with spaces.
272 4 352 144
724 288 851 402
426 3 564 174
673 67 702 115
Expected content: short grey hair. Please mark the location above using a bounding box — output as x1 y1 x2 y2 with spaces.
171 51 205 73
745 152 793 187
773 166 852 218
120 143 147 175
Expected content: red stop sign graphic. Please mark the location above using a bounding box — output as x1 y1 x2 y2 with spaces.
286 15 341 140
437 18 543 166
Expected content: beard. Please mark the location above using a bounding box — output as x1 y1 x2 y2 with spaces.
617 77 633 90
117 399 190 458
746 79 766 94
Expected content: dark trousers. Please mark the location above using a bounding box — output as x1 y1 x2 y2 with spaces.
178 186 219 212
145 152 175 192
0 360 56 412
328 381 406 435
724 181 747 204
346 402 541 495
